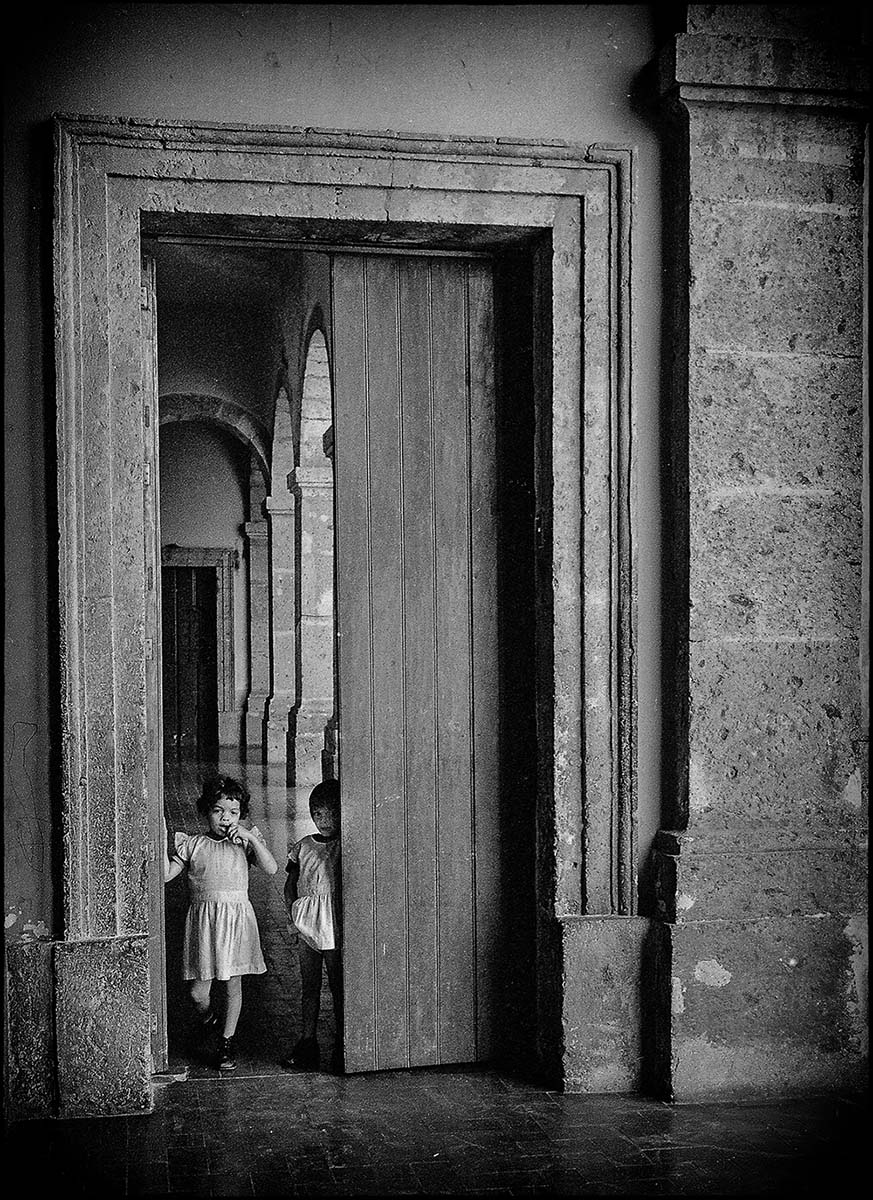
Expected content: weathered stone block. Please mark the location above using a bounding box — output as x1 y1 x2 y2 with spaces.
691 126 863 209
674 31 869 93
5 940 55 1119
561 916 648 1093
688 349 863 491
689 495 862 639
653 837 867 923
685 639 866 833
664 916 867 1098
686 4 858 41
689 199 863 355
689 105 865 204
689 641 866 826
54 936 152 1118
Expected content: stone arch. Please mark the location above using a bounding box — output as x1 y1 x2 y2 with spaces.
289 326 336 784
159 393 271 487
298 326 332 466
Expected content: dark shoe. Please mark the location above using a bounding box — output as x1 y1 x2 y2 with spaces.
217 1036 237 1072
281 1036 319 1069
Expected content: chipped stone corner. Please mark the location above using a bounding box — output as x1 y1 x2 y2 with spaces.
5 938 56 1121
5 934 155 1121
54 936 153 1119
844 913 868 1057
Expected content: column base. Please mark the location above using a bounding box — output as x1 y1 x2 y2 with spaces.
265 718 290 765
218 709 242 747
650 832 868 1100
660 916 867 1100
290 706 333 786
561 915 650 1093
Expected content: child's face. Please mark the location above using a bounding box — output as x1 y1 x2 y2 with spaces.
311 803 339 839
207 794 241 838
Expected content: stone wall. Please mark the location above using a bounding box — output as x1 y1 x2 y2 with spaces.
654 3 869 1098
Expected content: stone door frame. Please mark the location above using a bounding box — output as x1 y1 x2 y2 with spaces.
52 115 635 1112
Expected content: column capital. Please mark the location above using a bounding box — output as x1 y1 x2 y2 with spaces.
265 492 296 516
659 30 869 109
287 465 334 492
244 520 268 541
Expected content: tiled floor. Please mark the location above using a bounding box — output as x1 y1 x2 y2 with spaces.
9 1075 866 1195
8 758 868 1195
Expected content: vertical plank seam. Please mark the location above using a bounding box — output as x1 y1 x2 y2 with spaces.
396 260 411 1068
464 264 478 1058
427 261 441 1063
363 257 379 1068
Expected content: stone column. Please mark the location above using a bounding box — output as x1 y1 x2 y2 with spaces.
652 5 868 1099
243 519 270 752
289 464 335 785
265 490 297 764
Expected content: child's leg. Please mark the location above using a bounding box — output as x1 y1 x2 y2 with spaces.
324 949 343 1041
298 941 323 1040
223 976 242 1038
189 978 213 1018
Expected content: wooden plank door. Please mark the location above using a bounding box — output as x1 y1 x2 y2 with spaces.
141 254 168 1073
161 566 219 761
332 253 501 1072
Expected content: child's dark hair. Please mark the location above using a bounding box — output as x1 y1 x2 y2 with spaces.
309 778 340 813
197 774 251 819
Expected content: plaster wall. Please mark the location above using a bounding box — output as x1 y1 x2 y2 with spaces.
3 2 663 948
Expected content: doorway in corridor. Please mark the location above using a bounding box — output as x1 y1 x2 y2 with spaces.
55 121 634 1112
161 564 219 762
148 231 540 1079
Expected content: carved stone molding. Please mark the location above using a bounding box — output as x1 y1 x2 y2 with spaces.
243 520 269 542
52 116 636 1105
288 465 334 493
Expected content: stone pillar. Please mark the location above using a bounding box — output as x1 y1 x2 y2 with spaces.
653 5 868 1099
289 464 335 785
243 519 270 751
265 490 297 764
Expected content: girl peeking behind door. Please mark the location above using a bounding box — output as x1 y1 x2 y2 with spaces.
283 779 343 1072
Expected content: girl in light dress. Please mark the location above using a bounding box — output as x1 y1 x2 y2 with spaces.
283 779 343 1071
164 774 278 1071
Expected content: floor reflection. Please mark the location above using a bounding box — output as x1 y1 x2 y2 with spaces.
162 754 338 1079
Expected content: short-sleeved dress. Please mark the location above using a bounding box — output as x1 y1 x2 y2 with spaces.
287 834 341 951
173 830 268 981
